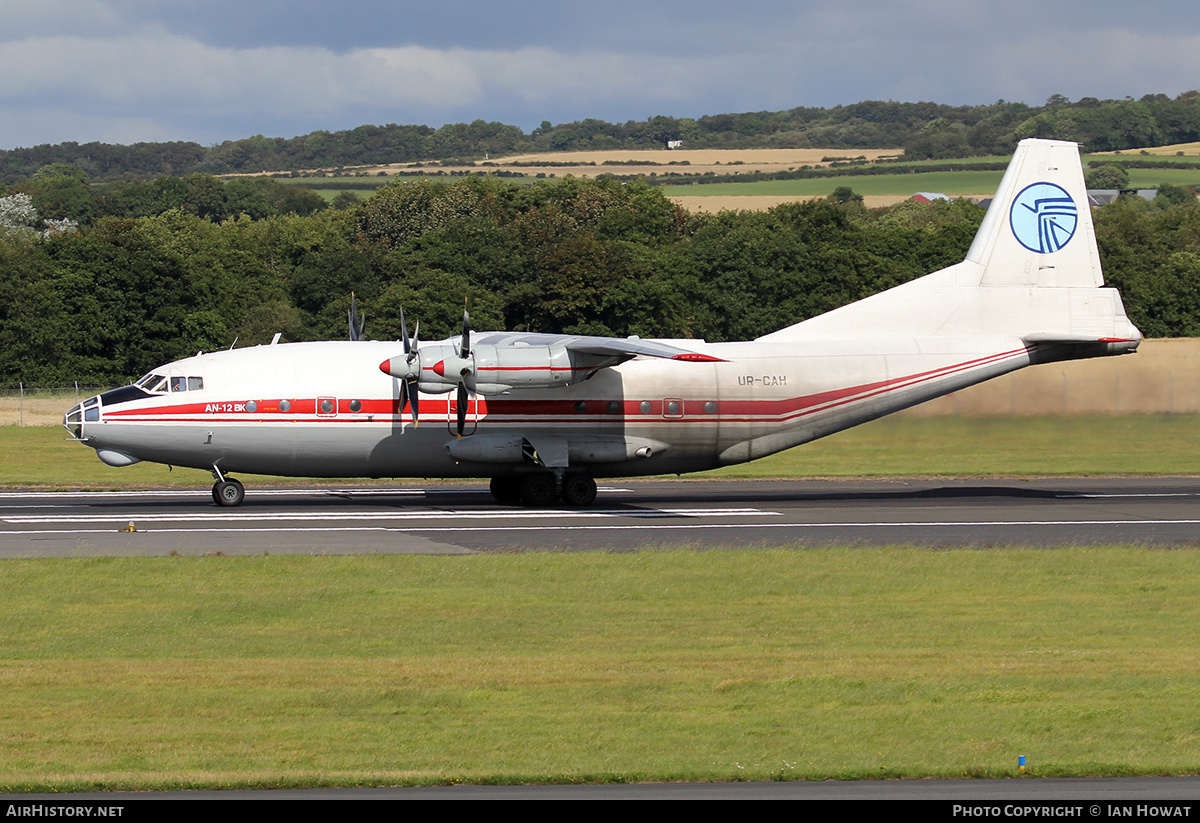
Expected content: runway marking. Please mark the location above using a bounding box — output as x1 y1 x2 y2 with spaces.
0 487 634 501
2 507 774 525
1056 492 1200 499
5 518 1200 538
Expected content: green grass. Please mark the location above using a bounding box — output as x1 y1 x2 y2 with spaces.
14 414 1200 490
1126 168 1200 188
703 414 1200 478
661 170 1010 198
2 548 1200 790
659 158 1200 199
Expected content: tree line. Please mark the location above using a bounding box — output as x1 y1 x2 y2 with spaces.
2 93 1200 183
0 172 1196 385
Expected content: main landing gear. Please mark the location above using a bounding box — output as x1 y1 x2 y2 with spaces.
211 465 245 507
490 471 597 508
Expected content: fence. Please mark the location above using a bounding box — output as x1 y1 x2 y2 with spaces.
0 384 117 427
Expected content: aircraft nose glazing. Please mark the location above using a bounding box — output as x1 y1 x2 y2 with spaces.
62 396 100 440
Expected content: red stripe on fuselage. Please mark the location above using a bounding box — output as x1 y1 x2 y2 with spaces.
98 347 1030 425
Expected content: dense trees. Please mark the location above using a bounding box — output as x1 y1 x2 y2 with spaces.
0 172 1195 385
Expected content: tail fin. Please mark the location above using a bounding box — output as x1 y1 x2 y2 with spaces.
759 138 1141 348
966 138 1102 288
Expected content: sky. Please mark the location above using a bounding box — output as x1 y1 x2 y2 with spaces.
1 0 1199 150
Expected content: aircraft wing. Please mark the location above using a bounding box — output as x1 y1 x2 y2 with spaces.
470 332 724 363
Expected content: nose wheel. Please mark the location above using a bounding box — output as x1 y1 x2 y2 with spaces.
212 477 245 507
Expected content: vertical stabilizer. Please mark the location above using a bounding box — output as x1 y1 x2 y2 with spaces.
965 138 1103 288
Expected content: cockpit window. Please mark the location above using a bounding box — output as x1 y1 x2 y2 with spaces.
135 372 200 394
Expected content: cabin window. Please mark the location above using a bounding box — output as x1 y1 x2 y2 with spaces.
166 376 203 392
245 400 258 413
573 401 587 414
279 400 291 412
607 400 621 415
639 401 652 414
704 401 717 414
349 399 361 413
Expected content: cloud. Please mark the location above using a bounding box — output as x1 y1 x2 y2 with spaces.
1 2 1200 148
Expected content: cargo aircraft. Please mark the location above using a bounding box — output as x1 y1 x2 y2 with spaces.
64 139 1141 507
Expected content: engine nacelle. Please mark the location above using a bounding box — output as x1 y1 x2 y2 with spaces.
465 344 581 393
381 342 617 395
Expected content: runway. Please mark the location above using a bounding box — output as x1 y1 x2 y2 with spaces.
1 476 1198 556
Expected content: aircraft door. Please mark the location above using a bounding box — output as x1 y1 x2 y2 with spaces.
446 393 479 435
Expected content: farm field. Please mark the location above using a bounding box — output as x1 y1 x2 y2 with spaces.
285 146 1200 209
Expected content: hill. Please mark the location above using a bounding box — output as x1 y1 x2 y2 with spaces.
2 92 1199 183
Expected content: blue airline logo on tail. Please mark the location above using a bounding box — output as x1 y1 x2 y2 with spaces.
1010 182 1078 253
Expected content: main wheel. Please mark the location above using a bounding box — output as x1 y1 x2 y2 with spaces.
213 478 245 507
489 476 522 505
560 472 597 507
519 473 558 507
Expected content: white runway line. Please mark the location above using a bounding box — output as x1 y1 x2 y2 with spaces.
4 518 1197 539
3 507 776 525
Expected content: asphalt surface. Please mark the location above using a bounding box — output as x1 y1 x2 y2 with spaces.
1 476 1198 556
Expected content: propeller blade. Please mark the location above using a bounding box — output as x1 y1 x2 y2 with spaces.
456 383 467 437
407 376 420 425
399 307 410 355
397 375 420 426
348 293 365 341
460 305 471 359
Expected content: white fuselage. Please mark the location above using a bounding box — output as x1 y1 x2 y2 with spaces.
69 333 1050 480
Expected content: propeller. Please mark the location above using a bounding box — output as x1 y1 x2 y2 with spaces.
348 292 366 342
455 305 472 438
379 302 476 435
396 308 420 425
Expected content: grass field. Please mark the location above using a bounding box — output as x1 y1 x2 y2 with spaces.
5 416 1199 790
660 166 1200 200
3 547 1200 790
